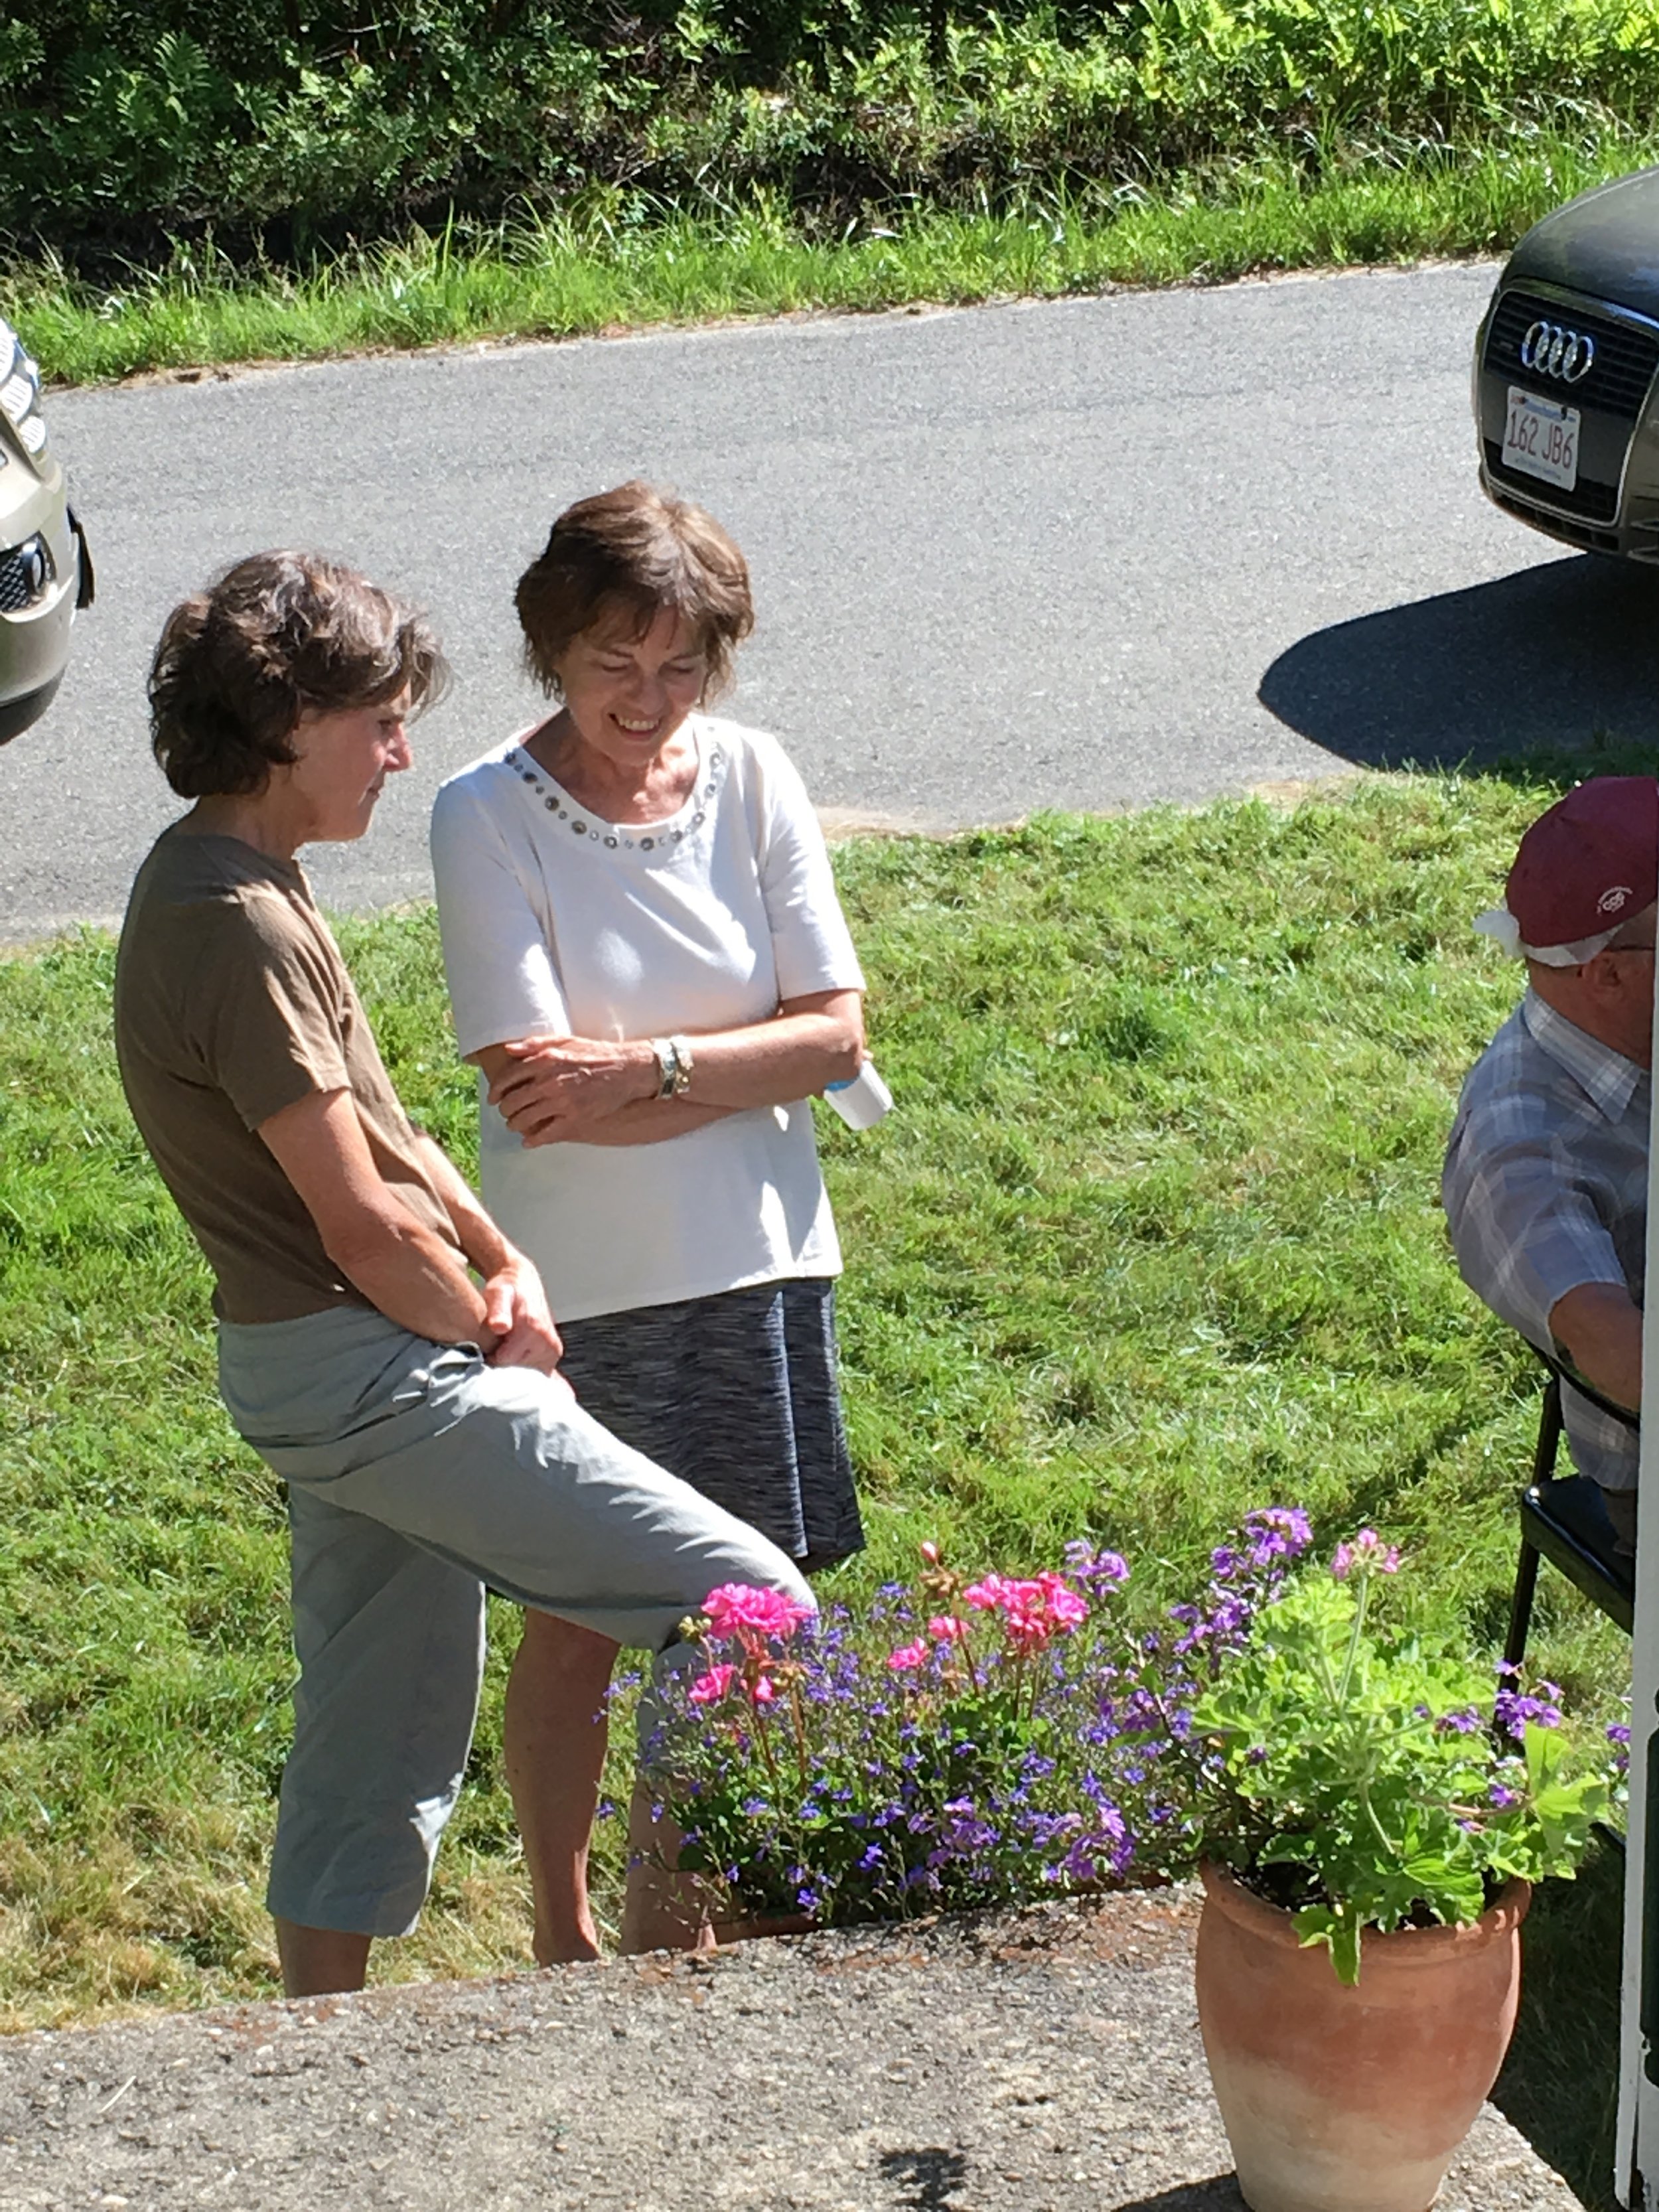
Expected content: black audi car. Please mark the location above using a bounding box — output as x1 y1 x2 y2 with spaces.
1475 167 1659 560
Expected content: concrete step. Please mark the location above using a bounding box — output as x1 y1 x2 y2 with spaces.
0 1893 1585 2212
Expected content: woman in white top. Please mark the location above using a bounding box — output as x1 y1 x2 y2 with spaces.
430 482 868 1958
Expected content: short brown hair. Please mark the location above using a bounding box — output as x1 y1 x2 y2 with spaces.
149 550 447 798
514 481 754 700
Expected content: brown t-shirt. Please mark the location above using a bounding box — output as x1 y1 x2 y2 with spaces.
115 825 464 1324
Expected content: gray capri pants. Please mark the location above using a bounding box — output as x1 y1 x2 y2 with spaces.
218 1305 813 1939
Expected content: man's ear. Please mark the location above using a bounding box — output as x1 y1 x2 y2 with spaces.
1580 950 1619 996
1581 948 1642 1003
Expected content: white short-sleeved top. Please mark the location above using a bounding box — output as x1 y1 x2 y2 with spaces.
430 716 866 1321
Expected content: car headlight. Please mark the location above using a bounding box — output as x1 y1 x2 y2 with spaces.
0 317 47 459
0 531 53 613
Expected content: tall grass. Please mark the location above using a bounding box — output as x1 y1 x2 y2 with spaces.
0 774 1630 2039
15 129 1653 385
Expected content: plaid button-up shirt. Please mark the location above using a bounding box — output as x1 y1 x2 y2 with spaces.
1443 990 1646 1491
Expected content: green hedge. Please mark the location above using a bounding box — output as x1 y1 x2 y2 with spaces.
8 1 1659 267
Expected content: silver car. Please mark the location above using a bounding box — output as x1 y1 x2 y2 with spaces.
0 314 91 743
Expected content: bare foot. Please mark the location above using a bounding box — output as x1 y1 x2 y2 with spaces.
619 1864 719 1954
618 1781 720 1953
532 1925 603 1966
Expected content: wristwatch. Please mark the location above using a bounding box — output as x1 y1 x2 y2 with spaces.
650 1035 695 1098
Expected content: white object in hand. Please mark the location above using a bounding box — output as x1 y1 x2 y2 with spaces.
824 1060 893 1130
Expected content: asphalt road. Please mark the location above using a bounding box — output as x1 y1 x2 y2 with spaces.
8 259 1659 941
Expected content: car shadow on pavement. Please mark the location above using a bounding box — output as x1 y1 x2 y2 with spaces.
1259 555 1659 776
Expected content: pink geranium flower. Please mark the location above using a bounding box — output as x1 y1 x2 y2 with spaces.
689 1662 737 1706
963 1575 1013 1612
1331 1529 1401 1582
704 1583 814 1642
887 1641 929 1671
999 1591 1052 1653
961 1571 1089 1648
928 1615 969 1643
1035 1571 1089 1629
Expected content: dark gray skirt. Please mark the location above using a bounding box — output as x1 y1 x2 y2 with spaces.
555 1276 864 1573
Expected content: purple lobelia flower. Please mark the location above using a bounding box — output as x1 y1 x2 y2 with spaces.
646 1507 1594 1935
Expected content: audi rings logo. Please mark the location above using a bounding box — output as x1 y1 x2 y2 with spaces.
1520 319 1597 384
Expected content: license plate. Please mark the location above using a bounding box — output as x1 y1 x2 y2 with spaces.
1502 386 1579 491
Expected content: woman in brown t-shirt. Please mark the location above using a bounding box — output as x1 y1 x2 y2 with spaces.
115 551 812 1998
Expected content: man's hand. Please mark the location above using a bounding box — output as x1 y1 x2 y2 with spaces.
480 1252 568 1385
1549 1280 1643 1414
488 1035 659 1145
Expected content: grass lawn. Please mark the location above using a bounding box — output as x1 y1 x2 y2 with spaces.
14 130 1658 386
0 772 1634 2185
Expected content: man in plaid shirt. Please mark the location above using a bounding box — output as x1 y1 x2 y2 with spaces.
1443 777 1654 1553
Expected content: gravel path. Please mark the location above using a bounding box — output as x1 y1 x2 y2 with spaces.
0 1894 1581 2212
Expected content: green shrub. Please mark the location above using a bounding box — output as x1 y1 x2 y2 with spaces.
7 1 1659 269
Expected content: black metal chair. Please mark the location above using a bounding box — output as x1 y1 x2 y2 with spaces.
1503 1353 1636 1670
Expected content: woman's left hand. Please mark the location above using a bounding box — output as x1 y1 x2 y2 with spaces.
488 1035 658 1143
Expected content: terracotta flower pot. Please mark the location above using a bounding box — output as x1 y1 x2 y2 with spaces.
1195 1860 1530 2212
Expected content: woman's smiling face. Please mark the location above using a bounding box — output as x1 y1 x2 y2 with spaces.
554 604 707 774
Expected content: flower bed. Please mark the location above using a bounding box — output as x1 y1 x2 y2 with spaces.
642 1514 1626 1950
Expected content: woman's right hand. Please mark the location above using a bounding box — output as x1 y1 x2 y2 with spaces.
480 1251 569 1382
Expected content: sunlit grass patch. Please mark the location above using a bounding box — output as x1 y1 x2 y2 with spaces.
0 773 1632 2038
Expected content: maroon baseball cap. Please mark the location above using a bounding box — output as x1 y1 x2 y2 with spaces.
1506 776 1659 950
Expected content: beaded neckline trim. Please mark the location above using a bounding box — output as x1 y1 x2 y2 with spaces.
505 730 726 853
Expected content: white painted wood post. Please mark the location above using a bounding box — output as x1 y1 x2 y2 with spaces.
1615 942 1659 2206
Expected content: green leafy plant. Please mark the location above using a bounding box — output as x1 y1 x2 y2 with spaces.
1194 1532 1624 1984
